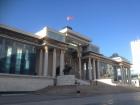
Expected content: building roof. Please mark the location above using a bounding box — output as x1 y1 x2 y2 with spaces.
0 24 39 39
59 26 91 42
110 53 130 63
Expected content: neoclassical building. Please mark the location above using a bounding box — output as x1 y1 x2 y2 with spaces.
0 24 131 91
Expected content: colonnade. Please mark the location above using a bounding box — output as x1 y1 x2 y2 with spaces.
37 46 131 85
120 65 131 85
79 56 131 85
38 46 65 77
81 57 100 80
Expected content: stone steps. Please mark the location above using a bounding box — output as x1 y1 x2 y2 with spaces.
35 81 140 96
36 85 77 95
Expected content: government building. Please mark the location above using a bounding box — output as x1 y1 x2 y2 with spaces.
0 24 131 92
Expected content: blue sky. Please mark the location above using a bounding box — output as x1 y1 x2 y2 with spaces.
0 0 140 61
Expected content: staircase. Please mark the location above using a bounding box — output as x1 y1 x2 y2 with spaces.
75 79 90 85
36 85 77 95
35 80 140 96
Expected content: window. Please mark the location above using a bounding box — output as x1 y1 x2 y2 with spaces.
25 50 29 70
0 37 37 75
5 47 12 72
84 63 86 71
7 47 12 57
15 48 22 73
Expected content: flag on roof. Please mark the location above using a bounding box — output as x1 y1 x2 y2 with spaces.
67 16 74 21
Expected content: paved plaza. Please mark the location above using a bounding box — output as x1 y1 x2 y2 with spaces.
0 92 140 105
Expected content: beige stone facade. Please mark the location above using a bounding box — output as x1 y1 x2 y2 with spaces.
0 24 132 91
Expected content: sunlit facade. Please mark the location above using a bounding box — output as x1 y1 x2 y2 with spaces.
0 24 132 91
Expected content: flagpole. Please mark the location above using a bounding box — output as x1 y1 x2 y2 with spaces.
66 16 74 27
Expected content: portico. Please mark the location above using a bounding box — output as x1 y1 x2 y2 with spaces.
119 63 131 85
38 42 67 78
80 51 131 85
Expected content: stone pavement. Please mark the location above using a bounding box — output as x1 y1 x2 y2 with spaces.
1 92 140 105
0 82 140 105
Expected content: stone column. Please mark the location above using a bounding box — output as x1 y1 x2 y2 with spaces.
120 66 123 83
128 68 131 85
60 50 64 75
114 66 118 81
86 61 88 80
83 61 87 80
52 48 56 77
124 68 127 84
121 66 125 84
92 59 96 80
97 60 100 79
43 46 48 76
38 49 43 76
125 68 128 84
88 57 92 80
78 56 82 79
77 46 82 79
81 61 84 79
125 68 128 83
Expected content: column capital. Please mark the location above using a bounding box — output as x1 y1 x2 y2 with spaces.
53 48 56 52
88 57 92 67
77 46 82 58
60 49 65 53
44 46 48 52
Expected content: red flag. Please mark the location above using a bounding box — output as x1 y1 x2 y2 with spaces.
67 16 74 21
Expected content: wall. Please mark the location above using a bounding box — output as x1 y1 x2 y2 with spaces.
0 73 54 92
57 75 75 86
